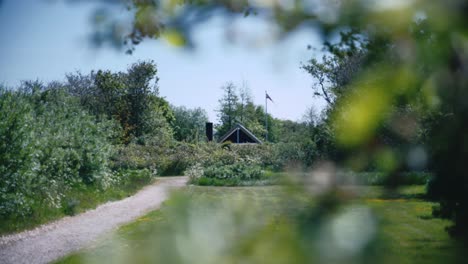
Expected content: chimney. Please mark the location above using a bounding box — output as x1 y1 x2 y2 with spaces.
206 122 213 142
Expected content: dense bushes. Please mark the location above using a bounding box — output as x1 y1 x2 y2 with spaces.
184 143 281 186
0 88 117 219
111 142 198 176
113 142 278 179
0 82 165 234
194 163 265 186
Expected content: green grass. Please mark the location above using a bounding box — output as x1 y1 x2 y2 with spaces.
57 185 463 264
0 170 157 236
362 186 462 264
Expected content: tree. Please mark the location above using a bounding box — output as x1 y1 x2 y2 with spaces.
216 82 239 138
302 106 320 130
125 60 159 138
301 31 369 107
237 81 253 124
65 60 172 144
215 81 279 142
171 105 209 142
94 70 128 122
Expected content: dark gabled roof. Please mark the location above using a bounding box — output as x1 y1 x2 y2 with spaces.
219 123 263 144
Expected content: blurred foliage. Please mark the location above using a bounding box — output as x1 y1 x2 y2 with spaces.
302 30 369 106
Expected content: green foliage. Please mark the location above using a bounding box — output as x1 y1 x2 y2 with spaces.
185 143 281 186
62 198 80 216
111 143 159 171
157 143 201 176
115 168 154 187
66 61 173 144
0 75 169 233
204 163 263 180
215 81 277 142
272 112 334 169
0 87 116 220
171 105 209 142
111 142 201 176
125 60 159 138
216 82 239 137
272 141 316 170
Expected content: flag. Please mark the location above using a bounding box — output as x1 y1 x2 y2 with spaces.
266 91 273 103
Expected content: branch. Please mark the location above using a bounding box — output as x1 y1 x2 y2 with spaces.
318 78 332 106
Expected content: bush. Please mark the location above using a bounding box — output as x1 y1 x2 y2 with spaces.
0 88 116 219
186 143 274 186
203 163 264 181
116 169 155 186
63 198 80 216
111 144 159 171
111 142 199 176
270 141 318 171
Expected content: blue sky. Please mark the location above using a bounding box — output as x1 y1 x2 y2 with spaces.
0 0 327 122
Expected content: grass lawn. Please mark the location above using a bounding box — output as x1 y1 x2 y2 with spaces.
56 185 463 264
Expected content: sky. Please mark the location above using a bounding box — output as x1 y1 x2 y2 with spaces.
0 0 327 122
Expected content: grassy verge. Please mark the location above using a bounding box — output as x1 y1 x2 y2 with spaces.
57 184 462 264
0 169 156 236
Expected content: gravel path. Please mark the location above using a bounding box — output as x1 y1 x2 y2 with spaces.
0 176 188 264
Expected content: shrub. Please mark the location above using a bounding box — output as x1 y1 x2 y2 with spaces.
63 198 80 216
111 144 159 171
115 169 155 187
185 163 204 182
187 146 268 186
271 142 306 170
203 163 263 181
112 142 199 176
0 88 116 219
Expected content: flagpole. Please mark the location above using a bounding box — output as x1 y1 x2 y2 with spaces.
265 91 268 142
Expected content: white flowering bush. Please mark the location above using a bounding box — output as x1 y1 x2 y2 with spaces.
185 163 204 181
0 87 116 219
